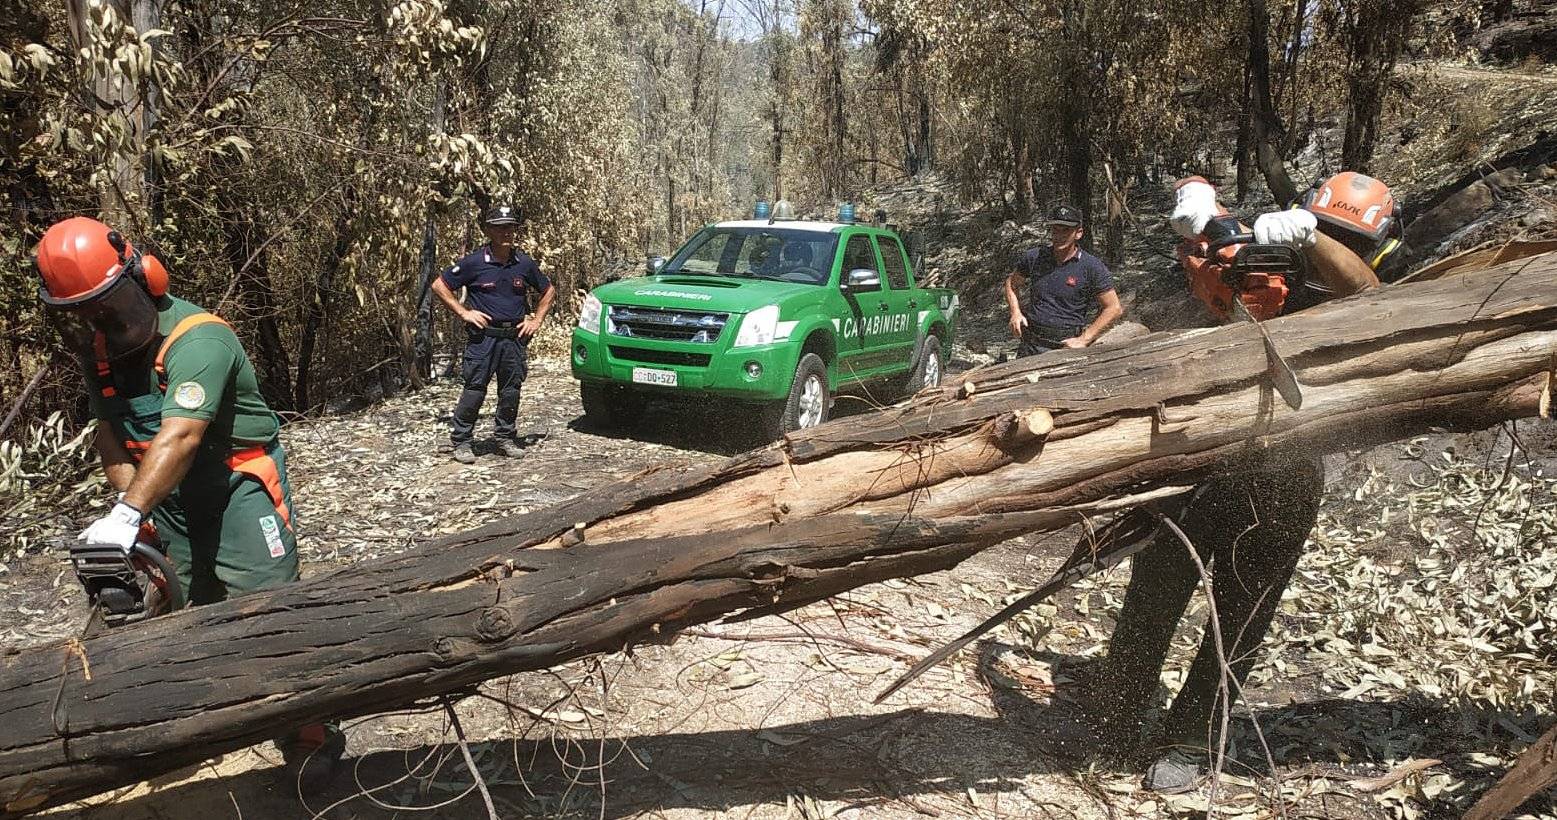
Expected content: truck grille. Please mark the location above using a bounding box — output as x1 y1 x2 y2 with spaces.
607 305 729 343
608 346 712 368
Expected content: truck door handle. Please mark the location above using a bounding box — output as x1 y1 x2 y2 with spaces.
907 300 918 309
877 302 890 312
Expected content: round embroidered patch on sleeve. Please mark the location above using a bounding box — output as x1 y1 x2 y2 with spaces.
173 381 207 410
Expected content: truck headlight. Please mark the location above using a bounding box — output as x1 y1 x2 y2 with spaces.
577 293 603 333
732 304 780 348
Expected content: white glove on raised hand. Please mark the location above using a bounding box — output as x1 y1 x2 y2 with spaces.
78 501 144 556
1169 178 1220 239
1252 209 1319 248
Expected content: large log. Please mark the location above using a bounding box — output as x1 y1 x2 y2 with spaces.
3 253 1556 816
1465 720 1557 820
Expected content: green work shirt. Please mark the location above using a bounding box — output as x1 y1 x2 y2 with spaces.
87 296 280 448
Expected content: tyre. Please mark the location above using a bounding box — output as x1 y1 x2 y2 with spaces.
579 382 644 430
903 334 944 398
761 353 829 440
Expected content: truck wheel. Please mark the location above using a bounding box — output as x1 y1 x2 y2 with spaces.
904 334 943 397
580 383 643 430
762 353 829 440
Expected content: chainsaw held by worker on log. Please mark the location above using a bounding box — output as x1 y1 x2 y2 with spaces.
1180 214 1309 409
70 526 185 635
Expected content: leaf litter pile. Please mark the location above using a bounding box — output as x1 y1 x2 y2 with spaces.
4 359 1557 819
998 427 1557 818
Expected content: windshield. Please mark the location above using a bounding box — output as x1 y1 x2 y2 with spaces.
663 227 839 286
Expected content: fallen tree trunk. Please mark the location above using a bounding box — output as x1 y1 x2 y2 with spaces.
3 253 1557 815
1465 719 1557 820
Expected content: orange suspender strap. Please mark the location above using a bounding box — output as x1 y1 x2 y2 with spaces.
92 333 116 397
162 313 293 530
227 445 294 530
155 313 232 377
99 310 290 527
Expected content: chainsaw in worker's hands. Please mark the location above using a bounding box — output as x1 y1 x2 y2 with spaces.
1179 213 1318 321
71 522 185 633
1179 213 1312 409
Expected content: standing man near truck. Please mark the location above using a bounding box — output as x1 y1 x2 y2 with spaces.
1004 204 1124 356
431 204 556 464
35 215 344 793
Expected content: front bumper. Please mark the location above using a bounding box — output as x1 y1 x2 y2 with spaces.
571 328 798 402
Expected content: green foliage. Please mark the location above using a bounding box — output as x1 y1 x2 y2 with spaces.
0 0 648 425
0 413 104 561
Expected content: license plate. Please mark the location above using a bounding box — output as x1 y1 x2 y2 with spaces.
631 367 678 387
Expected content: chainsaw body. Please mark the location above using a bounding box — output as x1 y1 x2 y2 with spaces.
72 534 185 629
1179 215 1314 321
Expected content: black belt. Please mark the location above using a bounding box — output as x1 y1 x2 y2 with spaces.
472 320 521 340
1027 323 1082 347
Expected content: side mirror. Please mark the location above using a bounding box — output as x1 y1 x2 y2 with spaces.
842 267 881 292
646 255 667 275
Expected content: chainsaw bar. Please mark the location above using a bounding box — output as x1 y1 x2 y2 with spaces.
1231 297 1304 410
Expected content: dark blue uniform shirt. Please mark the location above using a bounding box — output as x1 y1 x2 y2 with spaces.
1015 246 1114 329
441 247 551 323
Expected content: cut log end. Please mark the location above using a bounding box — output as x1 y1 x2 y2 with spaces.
994 408 1054 448
1542 370 1555 420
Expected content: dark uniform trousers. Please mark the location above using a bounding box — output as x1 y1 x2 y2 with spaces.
1095 452 1325 745
451 327 528 444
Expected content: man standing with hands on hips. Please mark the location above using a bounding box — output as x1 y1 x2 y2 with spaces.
431 205 555 464
1004 204 1123 357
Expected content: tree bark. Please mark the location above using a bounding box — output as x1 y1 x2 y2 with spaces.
219 214 294 412
294 194 355 411
3 255 1557 816
131 0 162 226
1247 0 1299 204
1465 719 1557 820
412 82 448 387
65 0 142 223
1338 0 1418 173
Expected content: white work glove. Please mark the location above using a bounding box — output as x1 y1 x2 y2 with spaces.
1252 209 1319 248
78 501 144 556
1169 178 1220 238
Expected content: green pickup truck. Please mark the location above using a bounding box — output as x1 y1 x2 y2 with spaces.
571 214 958 439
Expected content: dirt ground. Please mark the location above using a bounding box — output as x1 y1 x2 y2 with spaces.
6 351 1556 820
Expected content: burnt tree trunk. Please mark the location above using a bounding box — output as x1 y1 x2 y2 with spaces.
219 214 294 412
3 255 1557 816
1247 0 1299 204
1466 719 1557 820
294 190 356 412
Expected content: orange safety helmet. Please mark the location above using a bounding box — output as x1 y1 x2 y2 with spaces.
36 216 169 307
36 217 170 360
1300 172 1397 243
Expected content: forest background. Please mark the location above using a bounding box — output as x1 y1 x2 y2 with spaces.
0 0 1536 429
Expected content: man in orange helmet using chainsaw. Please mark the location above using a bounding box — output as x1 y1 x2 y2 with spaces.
35 216 344 793
1077 172 1407 793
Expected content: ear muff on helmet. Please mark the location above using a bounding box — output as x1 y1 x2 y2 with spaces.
140 254 169 297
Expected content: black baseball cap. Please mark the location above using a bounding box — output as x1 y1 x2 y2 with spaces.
483 205 522 226
1045 204 1082 227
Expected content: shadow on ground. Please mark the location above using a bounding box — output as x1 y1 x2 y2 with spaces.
566 385 910 457
91 649 1554 819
